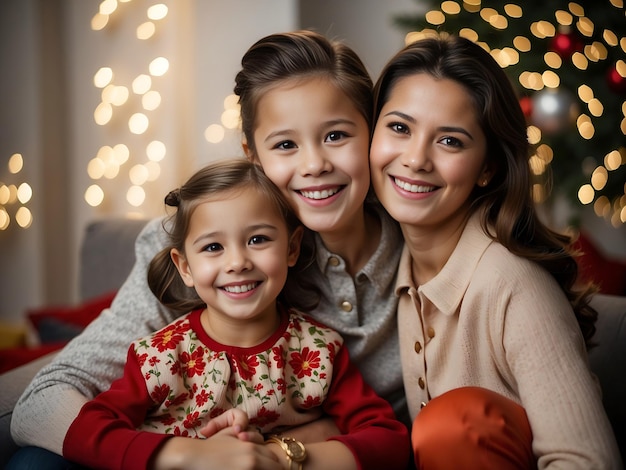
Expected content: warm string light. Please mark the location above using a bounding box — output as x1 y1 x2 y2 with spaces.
88 1 238 214
0 153 33 231
404 1 626 226
88 1 171 212
203 94 241 144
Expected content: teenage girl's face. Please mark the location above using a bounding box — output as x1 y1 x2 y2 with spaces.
370 73 491 232
249 77 370 236
171 186 301 326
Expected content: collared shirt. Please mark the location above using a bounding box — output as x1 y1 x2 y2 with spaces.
284 203 408 424
395 212 621 467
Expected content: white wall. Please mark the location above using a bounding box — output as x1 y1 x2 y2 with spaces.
299 0 423 79
0 1 45 324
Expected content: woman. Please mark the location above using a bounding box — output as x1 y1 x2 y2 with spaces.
369 33 622 469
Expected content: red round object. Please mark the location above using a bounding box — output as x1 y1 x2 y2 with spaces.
550 31 583 58
519 96 533 118
606 65 626 94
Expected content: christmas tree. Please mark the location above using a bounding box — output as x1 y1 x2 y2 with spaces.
394 0 626 226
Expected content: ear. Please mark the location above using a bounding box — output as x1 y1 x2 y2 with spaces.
170 248 195 287
241 137 256 163
477 162 495 188
287 226 304 267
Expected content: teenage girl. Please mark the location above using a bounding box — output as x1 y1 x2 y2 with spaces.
370 33 622 468
62 159 409 470
11 31 406 469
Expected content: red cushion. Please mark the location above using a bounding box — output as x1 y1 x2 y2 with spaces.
574 232 626 296
0 342 66 374
27 290 117 333
0 291 118 374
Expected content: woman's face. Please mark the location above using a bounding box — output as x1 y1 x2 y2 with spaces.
249 76 371 237
370 73 491 231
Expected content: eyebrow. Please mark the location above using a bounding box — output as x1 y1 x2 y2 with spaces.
325 118 357 128
248 223 280 233
264 130 294 144
439 126 474 141
383 111 474 141
383 111 415 123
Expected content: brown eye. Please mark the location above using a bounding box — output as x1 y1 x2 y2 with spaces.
389 122 409 134
440 136 463 148
249 235 270 245
203 243 222 252
325 131 347 142
275 140 297 150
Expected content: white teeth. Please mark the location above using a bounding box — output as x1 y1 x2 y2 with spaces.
394 177 435 193
300 187 340 200
223 283 257 293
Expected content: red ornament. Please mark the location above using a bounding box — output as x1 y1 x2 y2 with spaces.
519 96 533 119
549 31 583 59
606 64 626 94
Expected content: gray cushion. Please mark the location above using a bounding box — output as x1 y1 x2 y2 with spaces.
79 218 148 301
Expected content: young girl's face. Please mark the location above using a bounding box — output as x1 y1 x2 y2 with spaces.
171 186 301 325
370 73 491 231
249 77 370 236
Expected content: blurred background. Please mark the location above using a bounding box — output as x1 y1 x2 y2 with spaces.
1 0 625 330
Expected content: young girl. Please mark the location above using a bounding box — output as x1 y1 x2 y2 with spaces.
370 34 622 468
235 30 406 424
11 31 406 468
62 159 409 470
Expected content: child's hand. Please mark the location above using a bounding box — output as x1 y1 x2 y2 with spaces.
200 408 249 438
199 408 263 443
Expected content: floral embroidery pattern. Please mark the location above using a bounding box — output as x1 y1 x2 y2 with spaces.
134 310 343 437
232 354 259 381
180 347 206 378
290 347 321 379
149 321 187 352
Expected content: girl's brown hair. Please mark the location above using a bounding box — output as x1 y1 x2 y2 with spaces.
234 30 373 156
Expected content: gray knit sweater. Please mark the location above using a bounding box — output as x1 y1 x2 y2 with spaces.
11 206 406 454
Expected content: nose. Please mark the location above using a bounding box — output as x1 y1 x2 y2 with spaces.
225 246 252 273
299 145 332 177
401 138 432 173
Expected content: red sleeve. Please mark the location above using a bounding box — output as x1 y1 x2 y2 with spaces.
62 345 172 470
322 346 410 470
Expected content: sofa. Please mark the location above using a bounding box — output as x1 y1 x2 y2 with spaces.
0 218 625 466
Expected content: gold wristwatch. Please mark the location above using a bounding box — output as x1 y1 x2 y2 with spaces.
266 436 307 470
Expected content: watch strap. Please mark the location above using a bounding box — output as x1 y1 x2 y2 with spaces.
266 436 307 470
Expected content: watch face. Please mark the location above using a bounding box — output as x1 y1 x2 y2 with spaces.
286 440 306 461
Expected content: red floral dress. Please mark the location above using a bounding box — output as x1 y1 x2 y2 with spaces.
135 307 342 437
63 307 411 470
